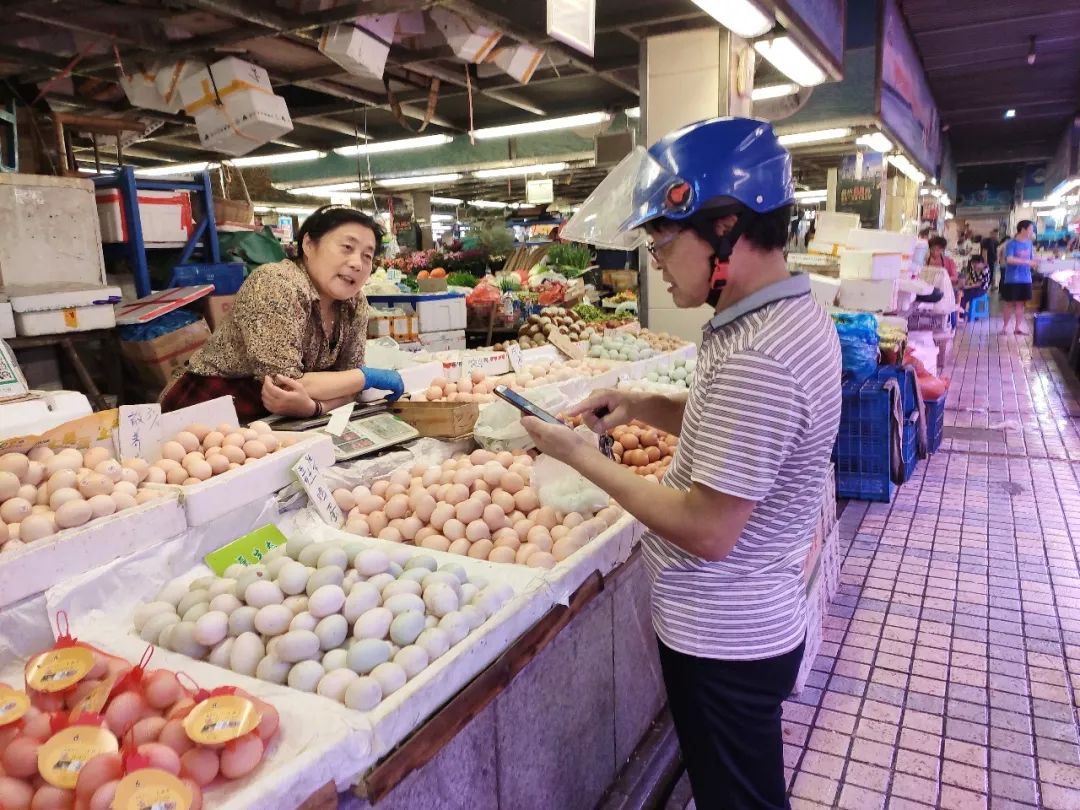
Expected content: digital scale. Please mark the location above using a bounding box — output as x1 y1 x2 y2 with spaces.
263 404 420 462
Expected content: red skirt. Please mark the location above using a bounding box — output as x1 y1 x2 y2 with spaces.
160 373 267 423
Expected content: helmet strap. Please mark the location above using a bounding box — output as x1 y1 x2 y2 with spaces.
689 209 749 306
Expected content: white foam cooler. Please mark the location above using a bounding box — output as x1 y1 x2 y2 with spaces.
8 282 122 335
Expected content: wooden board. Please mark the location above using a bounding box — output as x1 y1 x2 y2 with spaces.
389 400 479 438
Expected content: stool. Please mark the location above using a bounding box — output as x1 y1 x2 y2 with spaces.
966 293 990 322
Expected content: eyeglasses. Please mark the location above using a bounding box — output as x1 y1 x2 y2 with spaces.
646 230 682 258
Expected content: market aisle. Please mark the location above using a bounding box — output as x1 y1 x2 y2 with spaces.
783 314 1080 810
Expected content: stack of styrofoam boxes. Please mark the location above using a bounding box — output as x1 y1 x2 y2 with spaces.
96 189 193 244
808 211 861 257
836 228 919 314
369 293 467 352
178 57 293 157
319 14 398 80
808 274 842 310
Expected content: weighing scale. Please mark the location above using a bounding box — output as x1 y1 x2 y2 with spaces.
264 404 420 462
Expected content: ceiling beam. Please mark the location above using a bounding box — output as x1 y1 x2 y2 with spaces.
914 8 1080 38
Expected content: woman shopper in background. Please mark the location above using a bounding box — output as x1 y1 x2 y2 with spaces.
523 117 842 810
1001 220 1039 336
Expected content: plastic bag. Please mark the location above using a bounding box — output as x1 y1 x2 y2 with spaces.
473 388 569 452
466 281 501 307
832 312 879 383
532 441 610 514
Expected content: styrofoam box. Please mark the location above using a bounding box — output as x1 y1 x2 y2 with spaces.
845 228 917 258
368 293 467 334
839 250 903 280
809 273 842 309
0 494 186 610
96 189 193 243
808 239 843 257
319 16 397 80
154 59 202 110
8 282 122 335
0 301 13 339
120 69 170 112
0 391 92 440
814 211 861 244
418 329 466 351
193 92 293 157
837 278 899 313
177 56 273 110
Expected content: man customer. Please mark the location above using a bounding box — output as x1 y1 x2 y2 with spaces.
982 228 1000 289
1001 220 1038 336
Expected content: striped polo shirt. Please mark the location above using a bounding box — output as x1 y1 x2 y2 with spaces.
642 273 842 660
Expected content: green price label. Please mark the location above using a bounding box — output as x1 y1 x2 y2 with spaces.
204 525 288 575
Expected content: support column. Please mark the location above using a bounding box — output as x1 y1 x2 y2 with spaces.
639 27 754 340
411 191 434 250
883 173 919 232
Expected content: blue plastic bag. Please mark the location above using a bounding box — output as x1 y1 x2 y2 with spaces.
832 312 879 383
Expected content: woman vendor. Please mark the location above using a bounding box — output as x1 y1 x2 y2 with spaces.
161 205 404 421
526 118 842 809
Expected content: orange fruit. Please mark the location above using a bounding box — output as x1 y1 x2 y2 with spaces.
431 267 447 278
417 270 430 280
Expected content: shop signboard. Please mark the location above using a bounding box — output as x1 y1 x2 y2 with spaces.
837 152 885 228
878 0 941 177
956 188 1013 214
1022 164 1047 202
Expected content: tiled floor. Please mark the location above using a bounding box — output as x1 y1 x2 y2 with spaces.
785 314 1080 809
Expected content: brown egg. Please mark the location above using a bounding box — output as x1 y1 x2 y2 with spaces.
160 441 187 463
488 545 517 564
112 492 138 511
447 538 471 556
144 466 167 484
46 469 77 495
222 433 246 448
220 445 246 465
468 539 494 559
17 484 37 502
207 454 230 476
202 431 225 449
122 458 149 482
81 447 112 470
260 434 280 453
526 551 557 569
49 487 83 511
186 460 213 481
181 451 205 471
443 519 466 541
0 453 29 480
515 543 540 564
242 440 267 459
185 423 212 442
23 461 45 487
174 431 200 453
420 534 451 552
27 446 53 463
55 498 92 529
165 467 189 485
88 494 117 518
76 472 113 499
94 459 123 482
19 513 56 542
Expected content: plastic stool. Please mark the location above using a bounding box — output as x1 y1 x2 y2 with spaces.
966 293 990 322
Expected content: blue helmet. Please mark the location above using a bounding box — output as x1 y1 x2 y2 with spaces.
622 117 794 232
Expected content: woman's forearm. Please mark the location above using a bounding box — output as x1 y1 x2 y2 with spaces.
299 370 366 400
319 394 359 411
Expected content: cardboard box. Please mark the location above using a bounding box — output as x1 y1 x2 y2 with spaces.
417 278 448 293
490 43 545 83
193 92 293 157
429 7 501 62
96 189 193 243
389 400 479 438
120 318 211 387
837 278 898 313
120 68 172 112
204 295 236 331
839 250 903 280
319 15 398 80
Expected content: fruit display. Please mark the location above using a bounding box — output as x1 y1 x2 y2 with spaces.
636 329 692 352
337 449 623 566
500 358 614 390
146 421 300 486
586 332 660 362
493 307 597 350
138 542 515 712
409 370 500 403
0 643 279 810
0 447 169 553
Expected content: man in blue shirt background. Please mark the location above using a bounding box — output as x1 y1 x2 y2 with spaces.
1001 220 1038 336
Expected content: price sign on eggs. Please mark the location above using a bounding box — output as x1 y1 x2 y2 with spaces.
506 344 524 372
205 524 288 576
292 453 344 528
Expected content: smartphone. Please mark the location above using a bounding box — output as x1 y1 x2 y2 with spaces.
493 385 564 425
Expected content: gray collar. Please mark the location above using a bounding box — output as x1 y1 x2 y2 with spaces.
704 273 811 333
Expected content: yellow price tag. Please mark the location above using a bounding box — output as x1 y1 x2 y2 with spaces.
37 725 118 789
0 685 30 727
114 768 193 810
183 694 261 745
63 307 78 328
25 647 95 693
71 672 117 716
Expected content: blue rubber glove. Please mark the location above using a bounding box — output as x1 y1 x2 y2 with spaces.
359 366 405 402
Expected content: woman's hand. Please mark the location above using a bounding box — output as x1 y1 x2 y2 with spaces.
520 416 595 466
262 374 317 417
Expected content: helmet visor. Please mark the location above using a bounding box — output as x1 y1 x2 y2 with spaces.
560 147 682 250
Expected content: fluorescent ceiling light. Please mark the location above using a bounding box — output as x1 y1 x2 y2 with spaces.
919 187 932 195
291 189 371 200
253 205 317 216
856 132 893 152
751 83 799 101
1005 109 1016 119
431 196 464 205
625 106 640 118
228 150 324 167
1048 178 1080 199
887 154 926 184
793 189 826 200
1031 199 1059 208
430 213 455 222
777 127 851 146
377 173 463 188
333 134 453 157
691 0 773 39
754 36 827 86
471 111 611 140
930 189 944 198
135 161 218 177
468 200 510 209
473 162 568 179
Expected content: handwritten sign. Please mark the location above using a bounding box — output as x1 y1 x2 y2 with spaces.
292 452 343 528
462 356 487 376
205 524 287 575
547 331 585 361
325 402 355 438
506 344 524 372
118 404 163 461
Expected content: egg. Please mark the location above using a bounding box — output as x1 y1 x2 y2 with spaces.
514 487 540 513
444 483 469 505
394 645 430 679
489 546 517 564
193 610 229 646
229 632 265 677
0 453 29 481
160 441 187 463
353 607 393 640
454 498 484 525
180 748 220 787
370 661 407 696
18 513 55 543
243 440 268 459
465 520 491 542
384 493 410 520
245 580 283 608
1 736 41 779
111 492 138 511
445 538 469 555
287 660 324 692
143 466 167 484
343 676 383 710
105 690 148 736
0 472 19 503
308 584 346 618
419 534 451 552
429 502 456 530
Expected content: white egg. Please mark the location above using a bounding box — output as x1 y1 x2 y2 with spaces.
383 593 424 617
344 676 383 710
317 668 359 702
133 601 177 632
253 604 293 636
229 632 265 677
209 638 235 669
353 607 393 640
139 612 179 644
256 654 292 684
308 584 346 618
369 661 407 696
322 649 349 672
343 583 381 623
394 645 430 679
314 614 348 650
244 580 284 608
276 630 321 663
54 498 92 529
228 606 258 637
416 627 451 660
193 611 229 646
289 611 318 633
422 583 459 618
287 660 325 693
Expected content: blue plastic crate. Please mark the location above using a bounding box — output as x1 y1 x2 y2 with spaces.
874 365 918 417
834 375 893 502
924 395 946 453
170 262 246 294
901 419 919 482
1033 313 1078 349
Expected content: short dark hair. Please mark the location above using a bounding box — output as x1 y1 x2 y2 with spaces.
1016 220 1033 234
296 205 385 261
969 253 986 264
928 236 948 249
648 204 793 253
